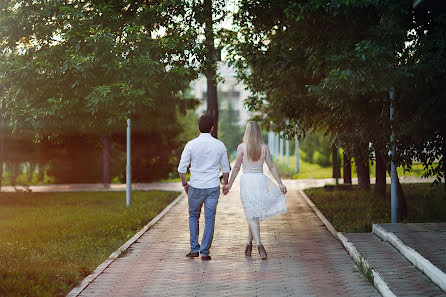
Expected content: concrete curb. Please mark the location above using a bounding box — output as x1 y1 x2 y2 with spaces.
298 189 340 242
299 189 395 297
373 224 446 292
66 192 186 297
338 233 396 297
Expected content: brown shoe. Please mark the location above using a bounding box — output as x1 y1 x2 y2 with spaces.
258 244 267 260
186 251 199 258
201 255 212 261
245 243 252 256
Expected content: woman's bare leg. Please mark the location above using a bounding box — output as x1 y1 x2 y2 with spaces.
248 220 261 245
247 225 253 245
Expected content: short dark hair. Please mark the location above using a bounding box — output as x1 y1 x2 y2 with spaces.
199 114 214 133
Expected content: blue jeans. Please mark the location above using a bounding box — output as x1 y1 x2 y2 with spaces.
188 185 220 256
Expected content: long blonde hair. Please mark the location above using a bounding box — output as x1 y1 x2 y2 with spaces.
243 121 264 161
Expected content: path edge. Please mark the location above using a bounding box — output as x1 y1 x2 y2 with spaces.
298 189 340 242
373 224 446 292
298 189 395 297
66 192 186 297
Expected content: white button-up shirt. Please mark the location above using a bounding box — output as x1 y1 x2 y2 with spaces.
178 133 230 189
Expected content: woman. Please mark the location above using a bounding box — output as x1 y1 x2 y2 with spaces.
223 121 287 260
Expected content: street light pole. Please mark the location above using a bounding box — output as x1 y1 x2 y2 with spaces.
390 88 398 223
268 131 272 153
279 135 284 163
126 118 132 207
295 135 300 173
286 138 289 168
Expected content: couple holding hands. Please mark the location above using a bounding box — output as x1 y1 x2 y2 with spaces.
178 115 288 261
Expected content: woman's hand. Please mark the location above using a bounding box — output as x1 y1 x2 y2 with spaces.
279 184 287 195
222 183 232 195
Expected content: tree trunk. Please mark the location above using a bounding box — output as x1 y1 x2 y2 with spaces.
0 123 3 191
443 133 446 192
27 162 37 184
204 0 218 139
343 151 352 184
332 145 340 185
9 162 19 187
102 134 111 186
332 145 340 178
375 152 386 196
37 162 45 182
354 149 370 190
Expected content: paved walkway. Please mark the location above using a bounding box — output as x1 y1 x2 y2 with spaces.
76 178 378 297
1 175 436 193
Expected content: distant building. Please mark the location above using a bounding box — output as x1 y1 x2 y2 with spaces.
190 63 252 126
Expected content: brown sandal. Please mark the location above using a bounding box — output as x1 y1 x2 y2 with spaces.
258 244 268 260
245 243 252 256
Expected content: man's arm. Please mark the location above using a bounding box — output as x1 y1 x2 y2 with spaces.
222 172 229 185
178 143 191 194
179 172 189 194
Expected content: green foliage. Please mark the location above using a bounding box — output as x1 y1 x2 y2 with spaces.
226 0 446 184
305 183 446 233
0 1 209 183
219 101 244 156
0 0 199 132
300 132 331 167
0 190 179 297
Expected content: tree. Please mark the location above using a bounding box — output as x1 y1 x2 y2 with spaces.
225 0 426 198
395 2 446 190
0 1 201 183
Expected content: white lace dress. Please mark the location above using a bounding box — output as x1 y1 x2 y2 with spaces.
240 144 287 221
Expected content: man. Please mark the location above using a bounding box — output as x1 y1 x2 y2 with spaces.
178 114 230 261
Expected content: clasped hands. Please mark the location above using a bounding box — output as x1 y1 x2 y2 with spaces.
222 183 232 195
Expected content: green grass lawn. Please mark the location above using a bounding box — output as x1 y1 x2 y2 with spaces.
0 190 180 297
304 183 446 233
275 155 427 179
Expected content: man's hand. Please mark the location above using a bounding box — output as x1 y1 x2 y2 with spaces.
183 183 190 194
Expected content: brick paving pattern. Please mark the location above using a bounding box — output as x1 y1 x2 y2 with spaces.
77 179 378 297
377 223 446 273
344 233 446 297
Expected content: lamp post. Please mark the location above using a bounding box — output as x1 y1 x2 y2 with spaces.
279 135 284 163
295 135 300 173
268 131 273 154
126 118 131 207
390 88 398 223
286 138 289 168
